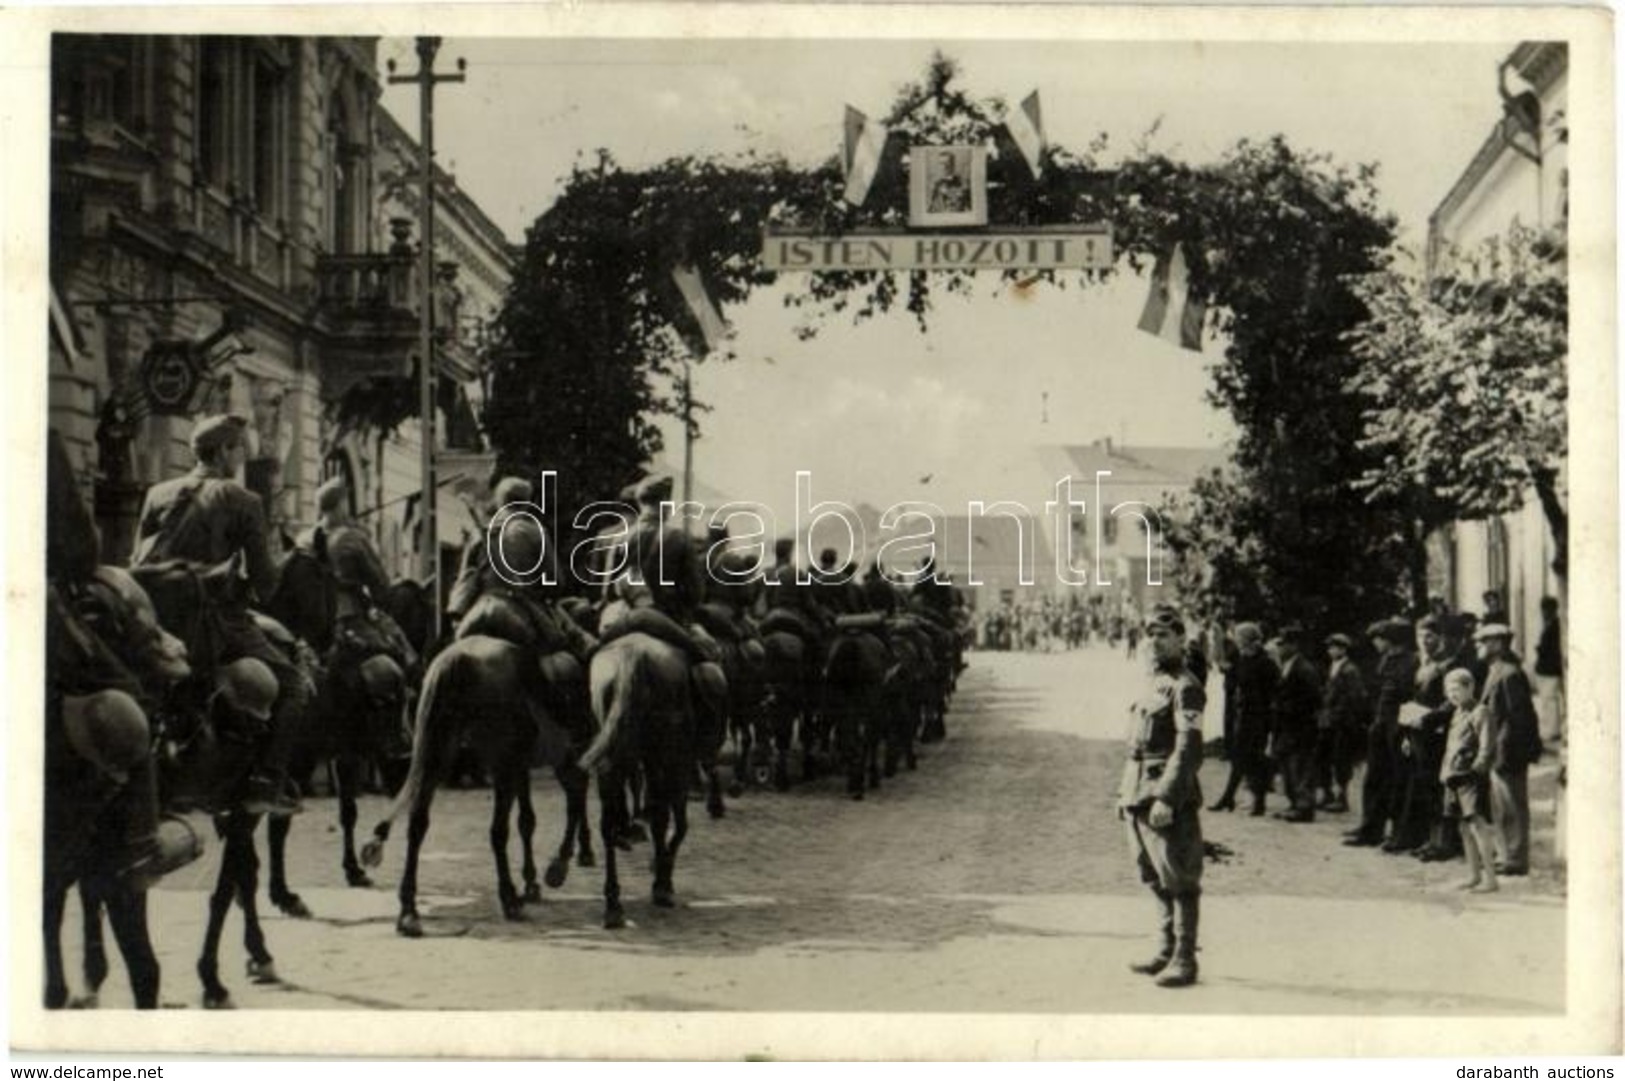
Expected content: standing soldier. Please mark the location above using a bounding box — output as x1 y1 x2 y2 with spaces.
1119 606 1206 988
130 414 304 815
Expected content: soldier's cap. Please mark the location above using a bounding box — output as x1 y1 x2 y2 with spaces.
491 476 534 507
1368 618 1410 643
633 474 673 507
1326 632 1353 650
1416 614 1442 634
190 413 249 458
1145 607 1185 634
1474 622 1514 642
774 537 795 558
1233 621 1263 647
316 476 350 514
819 548 839 566
1278 623 1306 643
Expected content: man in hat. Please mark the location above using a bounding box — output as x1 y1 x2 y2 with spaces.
131 414 303 815
1118 606 1206 987
1476 623 1543 875
314 476 417 662
1318 632 1367 814
1345 619 1416 847
1533 596 1565 746
1392 615 1457 856
1209 621 1276 815
1270 624 1324 823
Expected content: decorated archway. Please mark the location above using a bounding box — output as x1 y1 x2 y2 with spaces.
342 54 1418 634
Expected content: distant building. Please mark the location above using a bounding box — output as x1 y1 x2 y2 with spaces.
1425 40 1567 649
1040 440 1228 614
47 35 513 587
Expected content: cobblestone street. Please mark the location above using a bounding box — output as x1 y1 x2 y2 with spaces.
72 648 1564 1014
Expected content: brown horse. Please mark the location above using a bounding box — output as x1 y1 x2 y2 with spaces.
579 631 695 929
360 633 581 937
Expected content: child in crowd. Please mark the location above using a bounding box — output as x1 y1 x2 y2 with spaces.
1441 668 1499 893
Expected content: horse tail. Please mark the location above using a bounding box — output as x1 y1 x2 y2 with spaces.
360 643 461 867
578 641 645 776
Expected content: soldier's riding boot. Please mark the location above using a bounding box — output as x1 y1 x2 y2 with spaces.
247 668 310 817
1155 893 1201 988
691 661 729 751
1129 889 1176 975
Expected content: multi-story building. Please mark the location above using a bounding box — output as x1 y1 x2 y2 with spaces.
47 34 513 587
1425 40 1567 649
1039 439 1227 616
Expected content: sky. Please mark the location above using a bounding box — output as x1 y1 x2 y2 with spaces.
379 37 1517 522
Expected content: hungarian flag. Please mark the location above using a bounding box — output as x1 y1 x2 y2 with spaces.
1136 244 1206 352
1004 91 1046 180
671 264 731 354
843 105 891 207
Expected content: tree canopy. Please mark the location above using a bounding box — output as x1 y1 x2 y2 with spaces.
361 53 1424 626
1346 225 1568 579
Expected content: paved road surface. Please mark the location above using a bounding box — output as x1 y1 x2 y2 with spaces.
59 647 1565 1014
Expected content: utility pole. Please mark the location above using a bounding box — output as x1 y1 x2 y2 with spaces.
388 37 464 641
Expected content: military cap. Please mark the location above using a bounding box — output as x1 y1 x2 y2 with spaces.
1326 632 1353 650
1474 622 1514 642
1278 623 1306 643
774 537 796 558
1145 606 1185 634
633 475 673 507
189 413 249 458
316 475 350 515
1234 621 1263 647
1416 614 1442 634
491 476 534 507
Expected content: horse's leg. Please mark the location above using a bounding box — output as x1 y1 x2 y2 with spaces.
76 878 109 1006
489 769 523 921
545 764 579 888
43 879 70 1009
396 756 443 938
198 821 239 1008
100 879 161 1009
336 756 372 888
516 769 542 904
232 818 278 986
265 815 309 918
570 763 596 868
649 782 675 909
867 694 884 791
600 773 625 930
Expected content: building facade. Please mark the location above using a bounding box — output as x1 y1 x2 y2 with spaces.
1425 40 1567 650
48 34 513 586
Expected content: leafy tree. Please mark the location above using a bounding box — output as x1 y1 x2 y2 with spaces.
1347 225 1568 580
406 54 1421 624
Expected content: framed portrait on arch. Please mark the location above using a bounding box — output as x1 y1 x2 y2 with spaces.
909 144 988 227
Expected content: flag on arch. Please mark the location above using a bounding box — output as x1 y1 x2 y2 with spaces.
1136 243 1206 353
842 105 891 207
670 264 732 354
1003 90 1046 180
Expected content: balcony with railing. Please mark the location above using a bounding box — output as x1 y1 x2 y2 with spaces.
314 218 483 396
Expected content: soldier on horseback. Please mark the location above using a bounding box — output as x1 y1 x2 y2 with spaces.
313 477 417 676
130 414 304 816
600 475 728 739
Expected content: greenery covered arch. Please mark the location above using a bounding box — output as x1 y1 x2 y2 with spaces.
454 55 1419 634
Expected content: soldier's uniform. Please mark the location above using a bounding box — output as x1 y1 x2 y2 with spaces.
130 414 306 814
1118 608 1206 987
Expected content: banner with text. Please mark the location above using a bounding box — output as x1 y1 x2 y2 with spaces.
762 227 1112 272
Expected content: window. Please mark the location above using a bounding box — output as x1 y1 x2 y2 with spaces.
197 38 229 187
248 47 288 218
